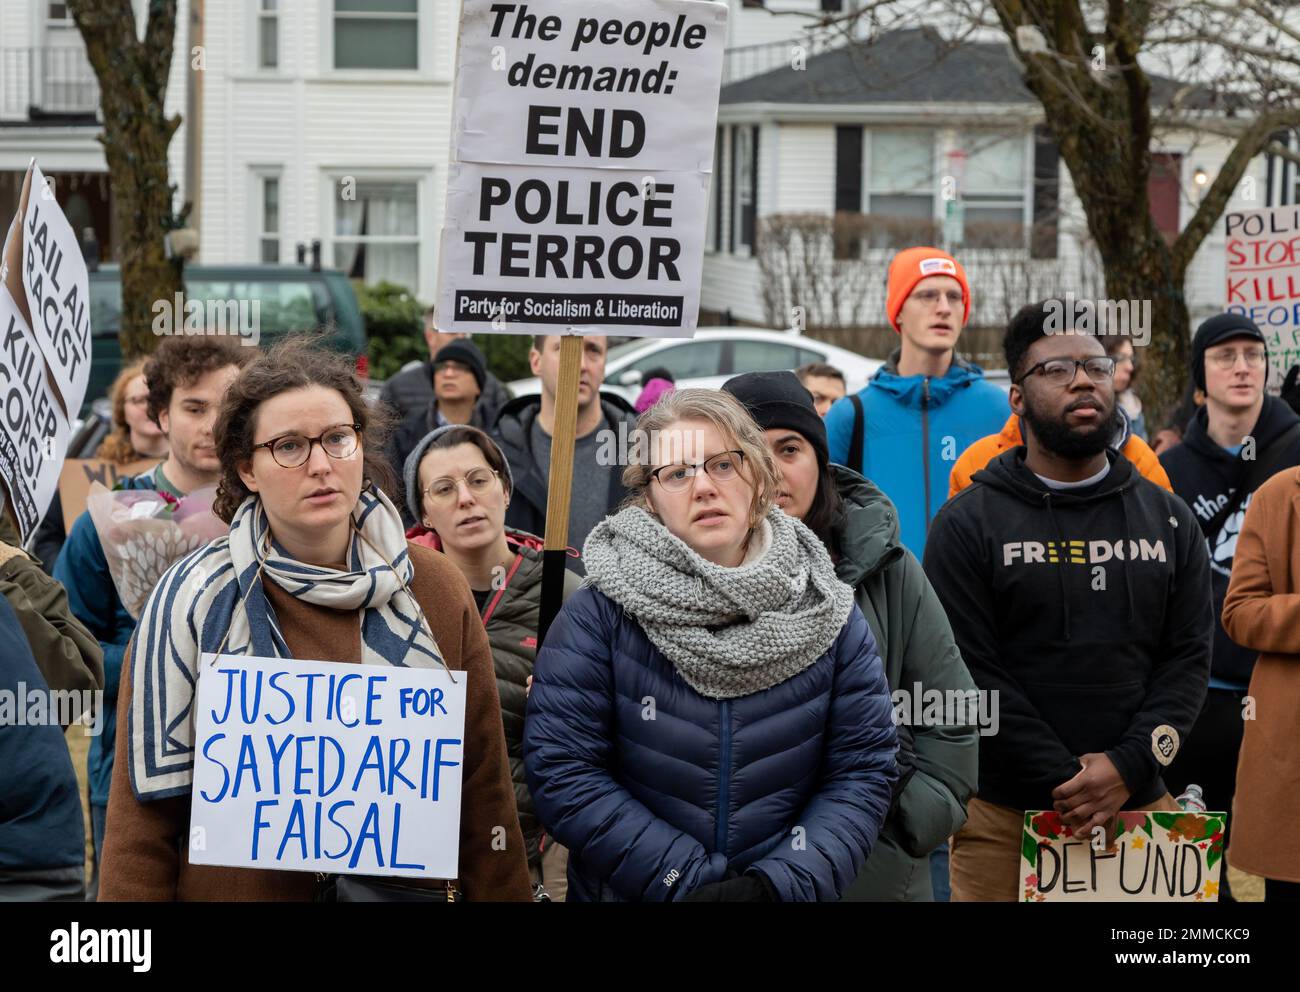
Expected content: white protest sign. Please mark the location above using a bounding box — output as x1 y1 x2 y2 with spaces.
188 654 468 880
1225 204 1300 386
1020 809 1226 903
20 163 91 417
437 0 728 337
0 283 72 541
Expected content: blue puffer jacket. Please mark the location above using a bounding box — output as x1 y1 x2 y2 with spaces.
523 586 898 902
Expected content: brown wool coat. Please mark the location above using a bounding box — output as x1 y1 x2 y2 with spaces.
1222 466 1300 883
98 542 533 901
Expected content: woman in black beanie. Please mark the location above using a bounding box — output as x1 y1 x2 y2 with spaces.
722 370 979 902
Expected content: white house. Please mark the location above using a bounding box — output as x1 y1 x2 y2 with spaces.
0 0 188 260
190 0 456 301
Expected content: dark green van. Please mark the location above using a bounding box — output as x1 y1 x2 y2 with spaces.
85 264 367 416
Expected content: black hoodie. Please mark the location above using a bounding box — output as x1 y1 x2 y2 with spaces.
490 391 637 546
923 448 1212 812
1159 396 1300 685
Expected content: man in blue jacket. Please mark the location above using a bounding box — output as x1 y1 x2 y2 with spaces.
826 246 1008 561
55 337 249 899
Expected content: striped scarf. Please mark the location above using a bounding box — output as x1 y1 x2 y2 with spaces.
127 484 444 801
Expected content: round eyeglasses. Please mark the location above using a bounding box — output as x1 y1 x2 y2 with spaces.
649 450 744 494
423 467 501 506
252 423 362 469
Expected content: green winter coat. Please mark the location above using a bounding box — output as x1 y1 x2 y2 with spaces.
1 499 103 700
830 465 978 901
476 531 581 867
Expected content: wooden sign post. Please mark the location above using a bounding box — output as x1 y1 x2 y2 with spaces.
538 333 583 646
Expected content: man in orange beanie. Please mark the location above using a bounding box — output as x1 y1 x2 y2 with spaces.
826 246 1007 560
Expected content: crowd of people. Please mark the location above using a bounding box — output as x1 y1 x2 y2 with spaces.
4 242 1299 904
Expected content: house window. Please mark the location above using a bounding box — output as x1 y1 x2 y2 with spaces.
959 131 1028 245
334 180 419 291
731 126 758 253
259 0 279 70
47 3 71 21
260 176 281 263
867 129 934 218
334 0 419 70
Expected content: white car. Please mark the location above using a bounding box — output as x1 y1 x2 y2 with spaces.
505 328 885 403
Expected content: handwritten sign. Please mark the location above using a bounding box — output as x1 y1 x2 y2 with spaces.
58 458 158 532
0 284 71 540
1020 809 1226 902
188 654 468 879
0 161 91 543
436 0 728 337
20 164 90 417
1225 204 1300 386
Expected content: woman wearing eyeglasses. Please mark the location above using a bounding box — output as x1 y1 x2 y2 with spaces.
98 339 532 902
523 388 898 902
404 424 580 901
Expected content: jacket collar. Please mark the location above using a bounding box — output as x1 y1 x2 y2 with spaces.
829 464 905 587
873 347 988 409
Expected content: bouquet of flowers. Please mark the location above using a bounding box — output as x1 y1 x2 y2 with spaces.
86 481 228 619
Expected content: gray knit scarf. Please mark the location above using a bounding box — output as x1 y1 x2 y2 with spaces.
583 505 855 700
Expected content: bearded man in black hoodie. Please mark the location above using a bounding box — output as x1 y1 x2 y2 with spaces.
1158 313 1300 899
925 302 1212 902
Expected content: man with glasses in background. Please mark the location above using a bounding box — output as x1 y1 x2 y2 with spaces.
924 302 1211 901
1159 314 1300 899
825 247 1007 562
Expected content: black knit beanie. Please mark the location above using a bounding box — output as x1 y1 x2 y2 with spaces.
1191 313 1267 391
434 339 487 391
722 371 829 467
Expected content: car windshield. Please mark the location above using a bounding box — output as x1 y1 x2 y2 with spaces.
605 338 656 364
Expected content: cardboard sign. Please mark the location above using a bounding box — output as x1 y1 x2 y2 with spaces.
188 654 468 879
0 284 71 540
436 0 728 337
1225 204 1300 385
59 458 159 532
1020 809 1227 903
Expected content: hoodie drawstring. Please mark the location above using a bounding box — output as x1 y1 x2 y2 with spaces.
1043 492 1072 642
1116 486 1136 625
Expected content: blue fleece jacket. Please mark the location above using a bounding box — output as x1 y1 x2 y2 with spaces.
826 352 1008 559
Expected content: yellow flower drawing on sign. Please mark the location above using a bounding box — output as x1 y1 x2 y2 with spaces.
1131 836 1145 850
1204 880 1219 899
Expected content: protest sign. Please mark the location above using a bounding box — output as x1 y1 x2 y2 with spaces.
436 0 728 337
1020 809 1226 903
1225 204 1300 385
0 161 91 543
59 458 160 532
18 163 91 417
0 284 71 541
189 654 468 879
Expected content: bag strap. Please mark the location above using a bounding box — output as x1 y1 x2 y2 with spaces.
1204 420 1300 538
848 394 866 475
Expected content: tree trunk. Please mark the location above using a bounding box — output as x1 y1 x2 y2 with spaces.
69 0 183 359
